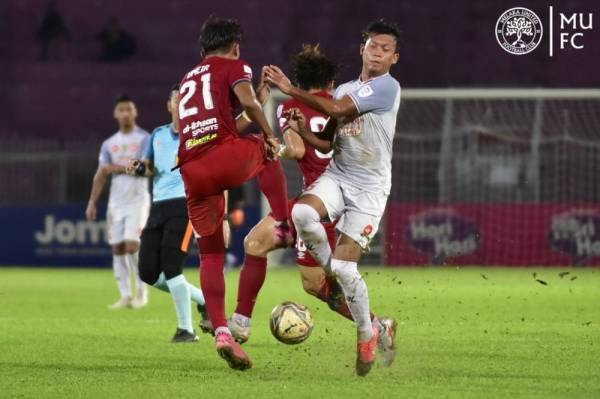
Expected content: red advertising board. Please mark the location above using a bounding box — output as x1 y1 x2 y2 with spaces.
385 204 600 266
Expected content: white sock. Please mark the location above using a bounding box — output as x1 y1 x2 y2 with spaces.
330 258 373 341
291 204 332 267
113 254 131 299
188 282 205 305
166 274 193 333
153 272 204 306
127 252 146 297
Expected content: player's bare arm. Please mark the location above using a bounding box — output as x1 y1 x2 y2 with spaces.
265 65 358 119
86 165 110 221
235 67 271 133
232 81 280 159
284 108 335 154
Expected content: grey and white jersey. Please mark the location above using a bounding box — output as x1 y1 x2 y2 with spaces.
327 73 401 194
99 126 151 209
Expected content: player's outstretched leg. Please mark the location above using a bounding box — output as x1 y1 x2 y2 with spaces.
231 215 286 343
197 217 252 371
330 236 378 376
299 265 396 366
291 201 332 266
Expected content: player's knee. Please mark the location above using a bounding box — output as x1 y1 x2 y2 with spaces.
291 203 319 230
112 243 126 255
244 235 267 257
124 242 139 254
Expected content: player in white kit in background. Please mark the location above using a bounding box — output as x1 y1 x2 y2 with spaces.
86 95 151 309
265 19 401 376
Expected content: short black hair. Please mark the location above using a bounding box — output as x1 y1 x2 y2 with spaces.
114 94 133 106
362 19 401 50
199 16 243 55
292 44 337 91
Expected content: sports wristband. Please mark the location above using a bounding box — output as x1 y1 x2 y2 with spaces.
134 161 146 176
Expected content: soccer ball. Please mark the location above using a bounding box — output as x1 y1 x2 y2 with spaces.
269 301 314 345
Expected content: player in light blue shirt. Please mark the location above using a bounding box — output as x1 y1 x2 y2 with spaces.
127 85 209 342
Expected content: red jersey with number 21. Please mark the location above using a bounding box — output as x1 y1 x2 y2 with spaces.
177 56 253 166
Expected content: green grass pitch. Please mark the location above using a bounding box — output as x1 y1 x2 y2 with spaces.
0 266 599 398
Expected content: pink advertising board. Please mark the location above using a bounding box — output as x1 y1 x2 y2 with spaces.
385 204 600 266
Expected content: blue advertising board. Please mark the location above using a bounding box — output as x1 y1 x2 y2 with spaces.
0 204 260 267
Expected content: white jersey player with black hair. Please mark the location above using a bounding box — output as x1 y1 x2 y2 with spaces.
265 19 401 376
86 95 151 309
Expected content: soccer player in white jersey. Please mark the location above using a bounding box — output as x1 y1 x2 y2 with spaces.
86 95 151 309
265 20 401 376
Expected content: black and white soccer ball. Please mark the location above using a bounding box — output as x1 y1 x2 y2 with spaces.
269 301 314 345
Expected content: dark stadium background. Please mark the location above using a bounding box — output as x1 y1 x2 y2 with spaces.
1 0 599 267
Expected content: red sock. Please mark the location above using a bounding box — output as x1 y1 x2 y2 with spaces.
235 255 268 318
257 160 288 222
198 223 227 330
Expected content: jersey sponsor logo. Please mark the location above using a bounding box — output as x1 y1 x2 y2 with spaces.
495 7 543 55
357 85 374 98
182 117 219 136
185 133 218 150
338 116 364 137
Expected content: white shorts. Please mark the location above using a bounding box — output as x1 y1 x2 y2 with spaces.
106 203 150 245
303 171 388 251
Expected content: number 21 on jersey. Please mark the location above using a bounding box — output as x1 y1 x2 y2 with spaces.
179 74 213 118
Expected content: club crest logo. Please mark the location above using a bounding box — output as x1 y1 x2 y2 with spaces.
495 7 543 55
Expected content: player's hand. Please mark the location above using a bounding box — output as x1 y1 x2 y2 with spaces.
265 65 293 94
284 108 308 134
126 159 139 175
264 136 281 161
85 202 97 221
256 66 271 105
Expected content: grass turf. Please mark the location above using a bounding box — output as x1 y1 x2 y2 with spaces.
0 266 599 398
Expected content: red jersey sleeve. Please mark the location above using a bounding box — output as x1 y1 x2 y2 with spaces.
227 60 253 88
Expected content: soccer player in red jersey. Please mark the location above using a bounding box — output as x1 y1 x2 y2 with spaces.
177 16 279 371
266 20 401 376
231 45 379 341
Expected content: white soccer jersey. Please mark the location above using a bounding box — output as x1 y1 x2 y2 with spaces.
329 73 401 195
98 127 151 209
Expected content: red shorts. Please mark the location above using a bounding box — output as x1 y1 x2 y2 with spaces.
270 198 337 267
181 135 266 237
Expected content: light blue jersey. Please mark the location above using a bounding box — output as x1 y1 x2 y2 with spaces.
144 124 186 202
